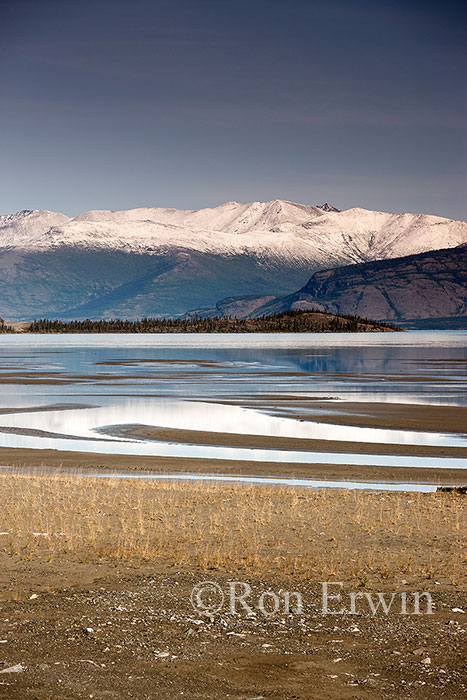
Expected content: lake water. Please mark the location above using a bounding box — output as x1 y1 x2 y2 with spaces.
0 332 466 486
0 466 439 493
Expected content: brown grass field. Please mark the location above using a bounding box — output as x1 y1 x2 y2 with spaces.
1 473 465 587
1 473 466 699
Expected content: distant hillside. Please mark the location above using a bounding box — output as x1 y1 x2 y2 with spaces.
190 245 467 327
1 200 466 320
27 310 398 334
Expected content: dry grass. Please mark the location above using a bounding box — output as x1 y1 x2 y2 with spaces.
0 473 465 585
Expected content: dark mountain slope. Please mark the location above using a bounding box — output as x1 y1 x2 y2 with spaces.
190 245 467 326
0 247 312 321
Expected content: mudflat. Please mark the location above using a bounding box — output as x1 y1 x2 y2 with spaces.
0 446 466 484
216 399 467 434
112 424 467 458
0 397 466 485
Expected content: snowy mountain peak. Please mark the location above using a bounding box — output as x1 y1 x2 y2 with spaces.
0 209 71 247
1 200 466 266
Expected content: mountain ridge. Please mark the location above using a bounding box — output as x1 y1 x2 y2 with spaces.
0 200 466 321
2 200 466 258
188 244 467 327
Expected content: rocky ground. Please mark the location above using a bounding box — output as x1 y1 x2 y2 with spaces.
0 568 465 699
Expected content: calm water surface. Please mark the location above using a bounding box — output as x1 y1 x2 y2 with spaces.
0 332 466 480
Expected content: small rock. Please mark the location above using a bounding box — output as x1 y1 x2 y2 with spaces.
421 657 431 665
29 594 39 600
0 664 25 674
451 607 464 613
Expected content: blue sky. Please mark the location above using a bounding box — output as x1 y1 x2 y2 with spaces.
0 0 465 218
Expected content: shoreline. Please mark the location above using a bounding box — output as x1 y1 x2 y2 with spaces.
0 446 466 485
0 398 466 486
108 423 467 458
217 400 467 434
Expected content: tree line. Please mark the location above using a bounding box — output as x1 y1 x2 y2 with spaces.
0 319 14 333
26 310 400 334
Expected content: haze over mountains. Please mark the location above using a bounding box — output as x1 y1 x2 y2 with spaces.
1 200 466 323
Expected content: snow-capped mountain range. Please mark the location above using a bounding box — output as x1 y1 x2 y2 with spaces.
1 200 466 320
2 200 466 261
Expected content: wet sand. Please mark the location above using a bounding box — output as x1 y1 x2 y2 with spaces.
214 399 467 433
0 404 93 415
0 446 465 484
111 424 467 458
0 372 159 384
0 397 466 485
290 401 467 433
